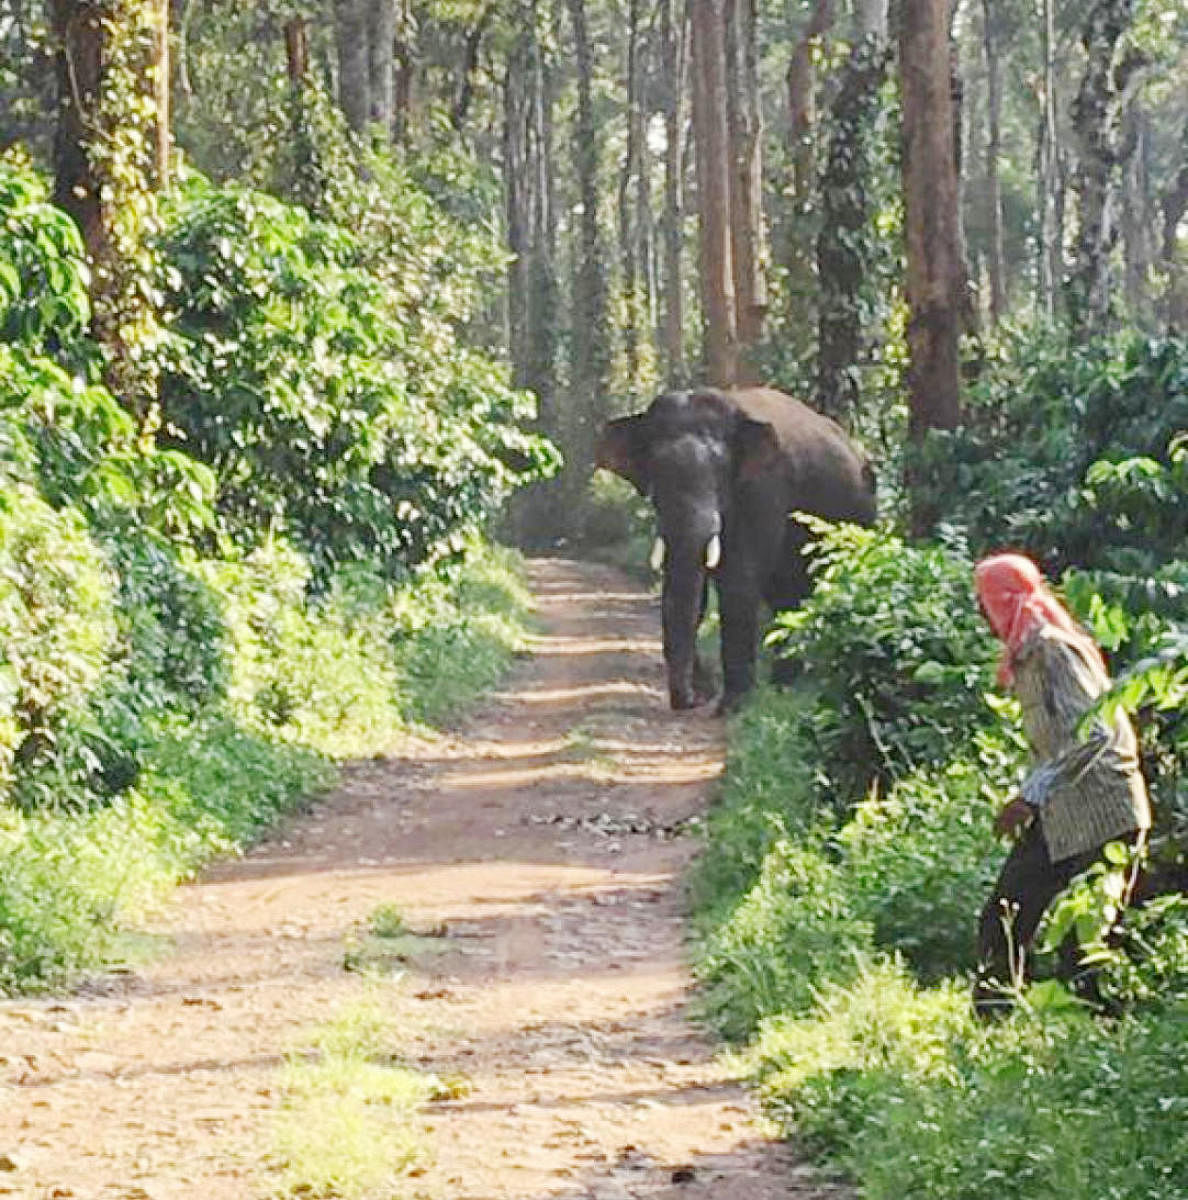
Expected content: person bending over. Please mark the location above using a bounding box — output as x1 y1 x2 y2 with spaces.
972 552 1151 1016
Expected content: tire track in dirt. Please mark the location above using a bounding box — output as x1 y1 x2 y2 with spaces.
0 558 846 1200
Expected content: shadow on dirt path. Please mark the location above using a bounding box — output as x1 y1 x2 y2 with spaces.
0 558 849 1200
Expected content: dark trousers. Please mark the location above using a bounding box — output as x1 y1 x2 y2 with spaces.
973 821 1106 1017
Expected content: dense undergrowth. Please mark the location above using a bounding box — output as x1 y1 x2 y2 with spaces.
695 330 1188 1199
0 142 550 993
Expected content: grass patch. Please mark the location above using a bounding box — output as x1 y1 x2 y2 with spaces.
270 996 435 1199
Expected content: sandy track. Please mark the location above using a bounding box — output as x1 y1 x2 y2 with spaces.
0 558 845 1200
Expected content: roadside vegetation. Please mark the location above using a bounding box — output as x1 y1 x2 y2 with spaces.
693 333 1188 1200
0 134 552 995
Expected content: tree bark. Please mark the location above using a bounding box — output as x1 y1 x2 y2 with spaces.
1067 0 1140 333
565 0 610 479
786 0 832 207
1120 104 1153 323
367 0 395 134
660 0 687 381
690 0 738 388
1037 0 1063 316
393 0 414 141
1159 119 1188 329
981 0 1005 322
285 17 310 82
335 0 371 133
51 0 105 258
619 0 644 383
725 0 766 363
899 0 962 452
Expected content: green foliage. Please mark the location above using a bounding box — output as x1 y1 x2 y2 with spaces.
912 328 1188 574
157 175 557 576
0 485 116 775
0 155 92 357
769 522 1001 805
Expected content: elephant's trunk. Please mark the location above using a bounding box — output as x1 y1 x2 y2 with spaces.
661 558 706 710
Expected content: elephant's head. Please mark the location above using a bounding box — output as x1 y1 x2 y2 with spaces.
595 390 779 710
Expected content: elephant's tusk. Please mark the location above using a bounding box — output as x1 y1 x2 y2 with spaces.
650 536 666 572
705 533 721 570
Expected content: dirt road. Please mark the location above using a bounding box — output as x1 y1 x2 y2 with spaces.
0 559 843 1200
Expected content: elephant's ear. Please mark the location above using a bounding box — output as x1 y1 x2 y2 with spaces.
595 414 652 496
735 417 780 481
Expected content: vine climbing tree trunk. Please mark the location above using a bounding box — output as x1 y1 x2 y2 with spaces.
899 0 962 530
50 0 163 409
815 36 889 425
690 0 738 388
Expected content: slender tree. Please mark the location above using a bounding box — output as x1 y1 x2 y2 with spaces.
981 0 1005 322
565 0 611 484
1067 0 1142 333
335 0 370 133
368 0 395 134
690 0 738 387
899 0 962 468
725 0 767 364
660 0 687 381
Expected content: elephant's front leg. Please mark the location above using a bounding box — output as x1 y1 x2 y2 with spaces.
716 570 761 714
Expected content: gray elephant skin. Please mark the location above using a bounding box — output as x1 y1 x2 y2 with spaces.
595 386 876 712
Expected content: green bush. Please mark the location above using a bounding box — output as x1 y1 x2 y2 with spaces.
839 755 1003 979
0 484 115 775
698 839 875 1039
769 522 1000 806
157 175 557 577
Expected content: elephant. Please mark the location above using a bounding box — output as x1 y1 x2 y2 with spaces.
595 386 876 712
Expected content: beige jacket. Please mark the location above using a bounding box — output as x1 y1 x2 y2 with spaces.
1012 625 1151 863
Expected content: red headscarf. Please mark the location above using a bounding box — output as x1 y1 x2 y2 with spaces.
974 553 1104 687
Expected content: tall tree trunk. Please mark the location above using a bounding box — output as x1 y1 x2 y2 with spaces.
1159 120 1188 330
786 0 832 207
393 0 414 141
619 0 644 384
1067 0 1141 333
51 0 105 257
50 0 162 408
1037 0 1063 316
566 0 610 486
335 0 371 133
981 0 1005 322
367 0 395 134
725 0 766 366
285 16 310 82
899 0 962 503
1120 105 1153 323
660 0 687 381
504 43 532 387
690 0 738 388
815 36 889 424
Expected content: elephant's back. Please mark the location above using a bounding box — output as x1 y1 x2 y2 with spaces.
728 387 875 524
